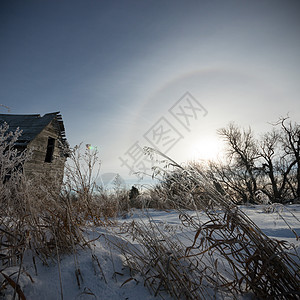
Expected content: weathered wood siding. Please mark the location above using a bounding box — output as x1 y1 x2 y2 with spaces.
23 120 66 183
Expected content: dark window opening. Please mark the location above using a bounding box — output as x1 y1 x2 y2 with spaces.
45 137 55 163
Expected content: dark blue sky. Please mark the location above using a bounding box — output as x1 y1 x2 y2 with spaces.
1 0 300 182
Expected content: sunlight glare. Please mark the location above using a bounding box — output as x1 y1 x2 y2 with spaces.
186 137 224 162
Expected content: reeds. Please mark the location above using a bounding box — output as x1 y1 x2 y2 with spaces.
0 128 110 299
106 150 300 299
1 125 299 299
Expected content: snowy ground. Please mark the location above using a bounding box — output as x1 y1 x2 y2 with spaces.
2 205 300 300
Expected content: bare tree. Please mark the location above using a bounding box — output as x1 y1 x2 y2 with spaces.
216 123 260 203
278 117 300 200
258 127 297 202
213 118 300 204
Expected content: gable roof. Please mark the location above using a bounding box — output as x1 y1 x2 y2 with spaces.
0 112 66 147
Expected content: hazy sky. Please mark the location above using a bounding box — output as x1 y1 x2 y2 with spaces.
1 0 300 184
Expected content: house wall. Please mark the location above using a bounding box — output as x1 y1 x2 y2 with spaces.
23 120 67 183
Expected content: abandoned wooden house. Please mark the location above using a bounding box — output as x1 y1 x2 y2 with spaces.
0 112 68 182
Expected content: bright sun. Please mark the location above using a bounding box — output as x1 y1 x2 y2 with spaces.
186 137 224 162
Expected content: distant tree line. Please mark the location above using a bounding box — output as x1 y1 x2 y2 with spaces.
209 117 300 204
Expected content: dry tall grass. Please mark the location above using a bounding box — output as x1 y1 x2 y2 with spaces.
0 128 117 299
108 149 300 299
1 125 299 300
